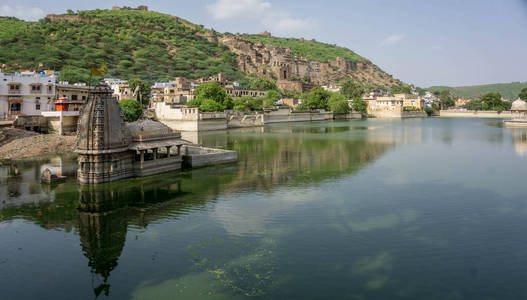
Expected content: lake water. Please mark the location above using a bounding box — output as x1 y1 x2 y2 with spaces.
1 118 527 300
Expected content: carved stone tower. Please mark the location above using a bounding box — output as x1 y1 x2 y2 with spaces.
76 80 134 184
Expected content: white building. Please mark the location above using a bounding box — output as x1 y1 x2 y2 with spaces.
0 71 58 119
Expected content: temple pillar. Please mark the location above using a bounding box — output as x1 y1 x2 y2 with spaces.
153 148 157 160
176 145 182 156
166 146 171 158
140 150 144 163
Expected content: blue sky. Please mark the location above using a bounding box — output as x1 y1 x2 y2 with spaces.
1 0 526 87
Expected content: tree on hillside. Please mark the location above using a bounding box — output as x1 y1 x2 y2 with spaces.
128 78 151 107
340 79 365 99
245 75 277 91
519 88 527 101
415 87 426 96
301 87 332 110
119 99 142 122
440 90 455 109
59 66 97 85
391 84 412 95
327 93 350 113
187 82 233 111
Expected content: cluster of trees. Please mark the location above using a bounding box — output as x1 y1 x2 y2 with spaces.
187 82 283 112
462 92 512 112
186 79 371 114
519 88 527 101
296 79 369 114
119 99 142 122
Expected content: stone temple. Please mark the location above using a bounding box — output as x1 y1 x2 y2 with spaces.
76 81 236 184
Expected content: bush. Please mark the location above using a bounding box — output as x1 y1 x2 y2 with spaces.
403 106 421 112
233 96 263 111
351 97 367 114
301 87 331 110
189 82 232 110
263 90 281 108
119 99 142 122
198 98 225 112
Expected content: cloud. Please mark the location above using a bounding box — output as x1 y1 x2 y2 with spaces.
207 0 317 36
380 34 405 46
0 5 44 21
265 16 318 36
207 0 272 20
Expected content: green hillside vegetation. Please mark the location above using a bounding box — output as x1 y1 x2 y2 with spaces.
0 10 241 83
0 8 393 88
427 82 527 101
240 34 367 63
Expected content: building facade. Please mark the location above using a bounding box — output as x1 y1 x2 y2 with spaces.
151 80 194 105
55 83 92 111
0 71 57 120
225 86 267 98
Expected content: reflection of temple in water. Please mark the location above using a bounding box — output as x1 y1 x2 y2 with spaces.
512 129 527 157
76 178 185 298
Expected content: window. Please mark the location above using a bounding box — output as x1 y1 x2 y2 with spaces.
48 86 52 91
82 96 86 100
36 97 40 100
36 104 40 110
10 103 21 111
71 95 78 100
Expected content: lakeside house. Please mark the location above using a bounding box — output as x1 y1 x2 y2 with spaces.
0 71 57 120
364 93 425 118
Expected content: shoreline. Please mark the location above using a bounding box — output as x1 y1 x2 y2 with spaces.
0 128 77 161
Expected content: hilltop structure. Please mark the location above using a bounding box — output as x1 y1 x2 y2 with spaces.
219 35 393 91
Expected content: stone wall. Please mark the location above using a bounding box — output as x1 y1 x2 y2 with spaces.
182 146 238 169
154 103 227 131
333 112 363 120
439 110 513 118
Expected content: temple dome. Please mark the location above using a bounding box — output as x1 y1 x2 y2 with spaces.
126 119 176 141
511 99 527 111
76 80 127 153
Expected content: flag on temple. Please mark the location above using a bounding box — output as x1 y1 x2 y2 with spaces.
90 65 103 77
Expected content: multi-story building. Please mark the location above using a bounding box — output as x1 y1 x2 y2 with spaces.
394 93 425 110
0 71 57 119
365 94 425 118
55 83 92 111
151 79 194 105
104 78 132 100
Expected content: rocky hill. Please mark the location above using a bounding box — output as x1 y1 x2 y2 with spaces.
0 8 399 88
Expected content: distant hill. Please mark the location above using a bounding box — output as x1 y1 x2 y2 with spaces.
427 82 527 100
0 8 397 88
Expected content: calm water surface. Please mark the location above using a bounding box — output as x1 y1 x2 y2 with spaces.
1 118 527 299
